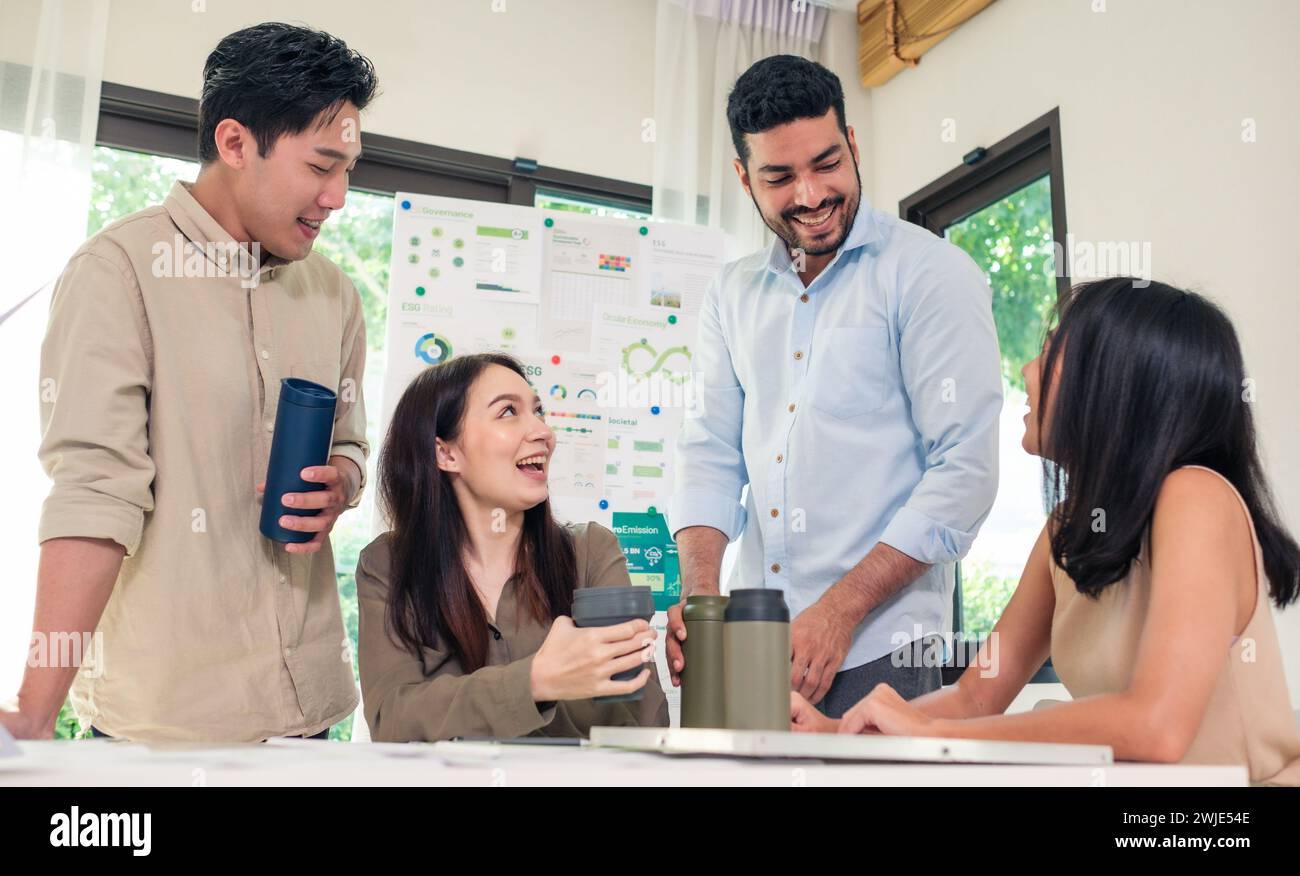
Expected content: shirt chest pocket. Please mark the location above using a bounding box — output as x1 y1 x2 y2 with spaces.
810 325 891 419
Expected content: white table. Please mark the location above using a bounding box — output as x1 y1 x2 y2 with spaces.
0 739 1247 786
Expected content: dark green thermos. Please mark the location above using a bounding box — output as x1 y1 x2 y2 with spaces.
680 595 728 728
724 589 791 731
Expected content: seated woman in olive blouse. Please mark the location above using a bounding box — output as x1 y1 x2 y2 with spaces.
358 353 669 741
791 277 1300 786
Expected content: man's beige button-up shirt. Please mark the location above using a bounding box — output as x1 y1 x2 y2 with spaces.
38 181 367 742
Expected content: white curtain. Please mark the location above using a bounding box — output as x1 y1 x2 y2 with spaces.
652 0 831 258
0 0 111 701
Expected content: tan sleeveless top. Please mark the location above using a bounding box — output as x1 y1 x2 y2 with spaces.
1050 466 1300 785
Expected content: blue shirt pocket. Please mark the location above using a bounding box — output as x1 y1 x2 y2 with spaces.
810 325 890 419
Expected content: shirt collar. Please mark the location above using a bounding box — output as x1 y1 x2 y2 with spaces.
163 180 291 281
765 195 880 276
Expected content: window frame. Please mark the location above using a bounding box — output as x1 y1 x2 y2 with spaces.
96 82 653 210
901 107 1070 298
534 185 652 219
899 107 1068 686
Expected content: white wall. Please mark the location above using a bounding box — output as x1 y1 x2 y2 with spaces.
101 0 658 185
821 3 875 204
866 0 1300 705
99 0 872 191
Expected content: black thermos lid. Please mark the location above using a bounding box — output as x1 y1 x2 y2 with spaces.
723 588 789 623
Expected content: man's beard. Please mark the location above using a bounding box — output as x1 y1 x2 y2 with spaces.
750 155 862 258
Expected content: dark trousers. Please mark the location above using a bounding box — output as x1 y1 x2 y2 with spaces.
91 725 330 740
815 636 944 720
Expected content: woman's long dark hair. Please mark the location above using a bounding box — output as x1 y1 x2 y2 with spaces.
1040 277 1298 606
378 353 577 671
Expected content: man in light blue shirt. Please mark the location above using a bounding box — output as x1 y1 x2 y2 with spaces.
666 55 1002 718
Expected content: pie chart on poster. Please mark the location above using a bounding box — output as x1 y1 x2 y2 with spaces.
414 332 452 365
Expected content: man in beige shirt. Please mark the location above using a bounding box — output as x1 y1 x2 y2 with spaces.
0 24 379 742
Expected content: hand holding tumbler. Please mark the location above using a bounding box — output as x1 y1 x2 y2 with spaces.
259 378 337 544
571 586 656 702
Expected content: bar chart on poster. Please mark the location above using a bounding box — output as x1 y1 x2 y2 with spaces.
381 193 726 719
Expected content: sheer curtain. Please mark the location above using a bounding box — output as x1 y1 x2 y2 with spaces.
652 0 831 594
0 0 111 702
652 0 831 258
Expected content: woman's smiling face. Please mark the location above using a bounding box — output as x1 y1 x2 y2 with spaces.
1022 332 1063 458
436 364 555 515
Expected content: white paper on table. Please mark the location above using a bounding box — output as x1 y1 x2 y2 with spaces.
0 721 22 760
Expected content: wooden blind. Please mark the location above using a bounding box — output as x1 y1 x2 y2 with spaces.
858 0 998 87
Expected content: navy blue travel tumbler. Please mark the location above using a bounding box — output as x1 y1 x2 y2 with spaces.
259 378 337 544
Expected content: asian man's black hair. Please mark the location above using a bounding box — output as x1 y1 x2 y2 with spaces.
197 22 379 163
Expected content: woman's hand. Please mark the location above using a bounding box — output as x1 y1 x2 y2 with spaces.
838 683 937 736
790 691 840 733
529 616 657 702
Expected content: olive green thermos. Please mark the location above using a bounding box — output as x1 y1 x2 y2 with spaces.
679 595 728 728
724 589 791 731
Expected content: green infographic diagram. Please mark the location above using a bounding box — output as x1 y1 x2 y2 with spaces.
612 510 680 613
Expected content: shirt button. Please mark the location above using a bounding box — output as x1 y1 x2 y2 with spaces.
800 293 809 303
788 403 796 413
770 563 781 574
282 647 293 658
493 630 502 641
775 454 783 463
261 350 270 360
279 575 286 584
265 421 274 432
793 351 803 360
770 508 779 518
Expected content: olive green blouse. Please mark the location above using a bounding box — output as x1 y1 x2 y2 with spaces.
358 520 669 741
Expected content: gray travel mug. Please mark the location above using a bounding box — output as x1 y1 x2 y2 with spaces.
680 595 728 728
571 586 655 702
724 588 791 731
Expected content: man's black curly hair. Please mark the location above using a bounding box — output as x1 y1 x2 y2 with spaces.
726 54 847 167
198 22 379 163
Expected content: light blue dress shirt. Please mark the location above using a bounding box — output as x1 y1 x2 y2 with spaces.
667 196 1003 672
